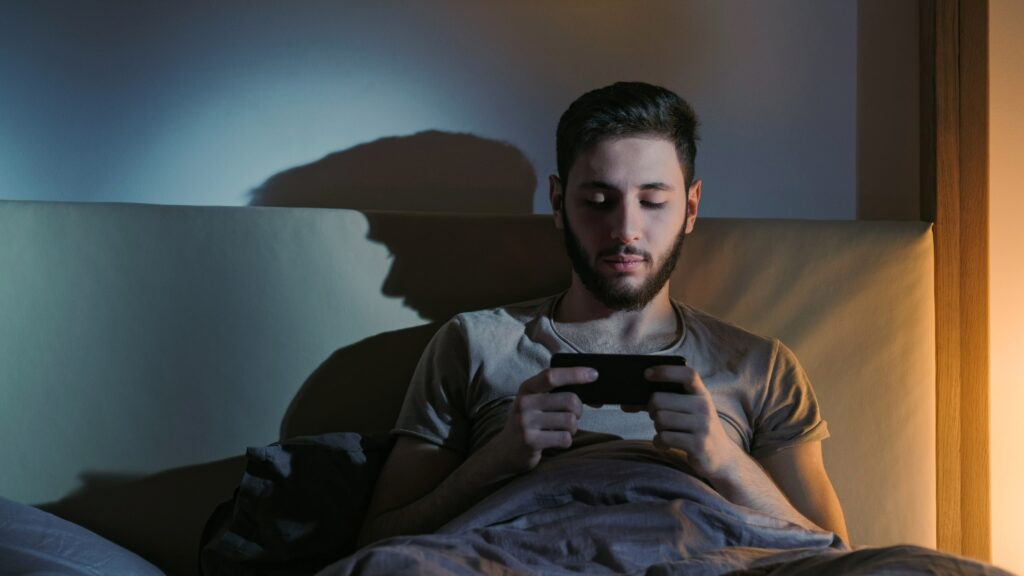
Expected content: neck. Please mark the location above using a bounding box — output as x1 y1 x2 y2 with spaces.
555 277 677 340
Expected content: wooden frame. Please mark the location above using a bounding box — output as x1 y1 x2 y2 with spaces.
920 0 990 561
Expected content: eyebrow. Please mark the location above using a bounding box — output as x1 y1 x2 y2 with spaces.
578 180 675 191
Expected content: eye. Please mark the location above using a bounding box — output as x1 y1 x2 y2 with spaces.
641 200 666 209
584 194 609 207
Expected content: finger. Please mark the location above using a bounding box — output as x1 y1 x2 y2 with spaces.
522 367 599 394
521 391 583 417
648 392 707 413
654 430 694 452
644 365 708 396
649 410 701 434
526 412 579 433
653 434 668 451
528 429 574 450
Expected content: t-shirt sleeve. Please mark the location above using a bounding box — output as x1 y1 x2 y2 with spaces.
391 317 472 453
749 339 830 459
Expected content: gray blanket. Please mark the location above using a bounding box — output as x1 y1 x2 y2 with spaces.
318 441 1009 575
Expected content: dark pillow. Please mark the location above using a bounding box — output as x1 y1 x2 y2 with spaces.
199 432 394 576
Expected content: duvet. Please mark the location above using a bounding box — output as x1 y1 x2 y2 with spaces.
319 441 1008 576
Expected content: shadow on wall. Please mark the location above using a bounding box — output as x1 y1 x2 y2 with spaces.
251 130 569 439
249 129 555 325
248 130 537 214
280 214 570 440
37 133 566 574
249 129 547 322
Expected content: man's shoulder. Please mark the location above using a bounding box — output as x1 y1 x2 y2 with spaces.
452 294 558 336
675 300 779 354
675 301 806 394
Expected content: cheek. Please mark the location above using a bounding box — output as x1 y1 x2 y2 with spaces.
567 211 606 238
650 212 682 236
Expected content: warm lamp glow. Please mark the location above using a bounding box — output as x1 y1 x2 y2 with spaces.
989 0 1024 572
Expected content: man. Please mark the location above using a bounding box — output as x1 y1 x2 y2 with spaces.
357 81 849 549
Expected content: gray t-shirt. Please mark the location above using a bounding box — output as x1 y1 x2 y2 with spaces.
393 293 829 459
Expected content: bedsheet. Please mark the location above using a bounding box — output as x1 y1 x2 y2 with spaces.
319 441 1008 576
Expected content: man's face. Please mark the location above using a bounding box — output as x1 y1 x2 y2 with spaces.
552 136 700 311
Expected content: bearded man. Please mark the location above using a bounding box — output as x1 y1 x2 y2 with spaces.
356 82 849 551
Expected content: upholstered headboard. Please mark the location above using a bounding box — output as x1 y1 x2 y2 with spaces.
0 201 934 574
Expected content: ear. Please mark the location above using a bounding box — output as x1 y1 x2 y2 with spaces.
685 179 701 234
549 174 565 230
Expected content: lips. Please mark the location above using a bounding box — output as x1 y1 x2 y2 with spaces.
601 256 647 273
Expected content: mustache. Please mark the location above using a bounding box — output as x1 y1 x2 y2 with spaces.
597 245 650 260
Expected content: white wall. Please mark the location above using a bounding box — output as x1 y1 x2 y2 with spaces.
0 0 858 219
989 1 1024 572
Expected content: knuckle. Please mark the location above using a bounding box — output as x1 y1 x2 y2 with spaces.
516 412 530 429
522 429 537 446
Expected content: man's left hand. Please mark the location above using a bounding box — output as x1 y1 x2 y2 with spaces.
641 365 744 481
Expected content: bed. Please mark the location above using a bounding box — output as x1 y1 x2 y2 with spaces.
0 200 1008 574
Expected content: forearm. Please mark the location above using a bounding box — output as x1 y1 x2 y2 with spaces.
360 368 588 547
798 483 850 544
706 452 821 532
358 440 520 547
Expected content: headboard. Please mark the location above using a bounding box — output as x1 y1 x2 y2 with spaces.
0 200 934 574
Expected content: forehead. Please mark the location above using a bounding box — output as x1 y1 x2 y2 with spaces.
569 136 685 188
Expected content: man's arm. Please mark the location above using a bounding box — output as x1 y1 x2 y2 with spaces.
757 441 849 544
644 365 849 542
357 436 514 547
357 366 596 547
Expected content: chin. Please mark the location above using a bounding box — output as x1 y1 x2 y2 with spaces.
606 274 648 289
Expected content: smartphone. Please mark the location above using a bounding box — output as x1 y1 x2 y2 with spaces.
549 353 687 405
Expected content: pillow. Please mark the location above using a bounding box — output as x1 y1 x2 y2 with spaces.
0 495 163 575
200 432 394 576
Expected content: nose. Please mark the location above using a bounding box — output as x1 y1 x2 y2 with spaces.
610 202 642 245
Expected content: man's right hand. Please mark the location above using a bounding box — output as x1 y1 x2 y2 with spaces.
489 366 598 473
359 366 597 546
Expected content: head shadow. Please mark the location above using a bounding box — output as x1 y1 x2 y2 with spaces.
252 131 569 439
251 129 555 323
249 129 536 214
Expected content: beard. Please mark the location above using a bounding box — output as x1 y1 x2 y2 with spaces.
561 210 687 312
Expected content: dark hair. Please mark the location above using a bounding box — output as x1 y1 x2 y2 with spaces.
556 82 700 189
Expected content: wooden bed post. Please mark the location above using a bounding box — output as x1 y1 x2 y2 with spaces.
921 0 990 561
